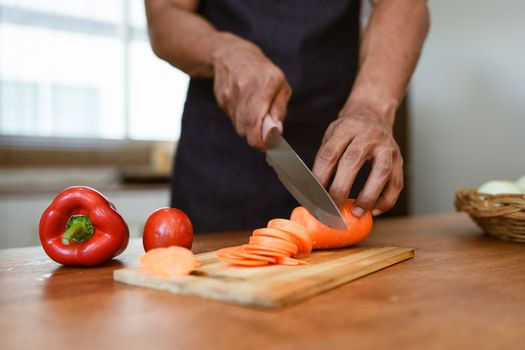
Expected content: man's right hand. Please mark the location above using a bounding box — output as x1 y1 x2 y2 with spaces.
211 33 292 149
145 0 290 149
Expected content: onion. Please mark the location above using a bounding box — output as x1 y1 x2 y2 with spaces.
515 175 525 192
477 180 523 195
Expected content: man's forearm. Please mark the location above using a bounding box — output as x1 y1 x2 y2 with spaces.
145 0 244 77
343 0 430 125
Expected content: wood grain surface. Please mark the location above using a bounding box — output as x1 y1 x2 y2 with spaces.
1 213 525 350
114 246 414 309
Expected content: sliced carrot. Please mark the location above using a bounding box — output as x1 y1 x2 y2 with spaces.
217 247 249 261
276 256 308 266
249 236 298 255
217 247 241 259
267 219 312 254
252 227 299 247
140 246 199 278
242 244 289 255
232 247 277 263
242 247 289 258
217 248 254 263
217 200 373 268
218 246 277 263
220 256 269 266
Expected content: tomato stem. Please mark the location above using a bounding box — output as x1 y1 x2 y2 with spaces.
62 215 94 245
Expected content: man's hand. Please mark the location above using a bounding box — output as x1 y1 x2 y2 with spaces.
212 34 292 149
312 108 403 217
311 0 428 216
145 1 291 149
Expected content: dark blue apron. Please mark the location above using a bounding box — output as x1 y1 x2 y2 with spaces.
171 0 367 233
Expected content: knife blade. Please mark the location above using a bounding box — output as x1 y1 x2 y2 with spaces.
262 115 347 230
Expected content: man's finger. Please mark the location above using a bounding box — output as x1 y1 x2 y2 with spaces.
328 143 369 207
240 86 278 148
352 149 394 216
242 74 288 149
372 160 404 215
312 124 354 188
234 89 256 137
213 66 236 119
269 81 292 123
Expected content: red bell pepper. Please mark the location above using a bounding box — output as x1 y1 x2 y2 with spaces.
39 186 129 266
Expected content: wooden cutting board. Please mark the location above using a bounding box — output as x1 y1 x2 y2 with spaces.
114 246 414 309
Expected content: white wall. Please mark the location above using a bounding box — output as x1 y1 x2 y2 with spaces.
409 0 525 214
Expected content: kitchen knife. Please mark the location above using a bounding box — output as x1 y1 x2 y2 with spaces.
262 115 347 230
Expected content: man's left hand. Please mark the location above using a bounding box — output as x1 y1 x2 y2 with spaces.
312 108 404 217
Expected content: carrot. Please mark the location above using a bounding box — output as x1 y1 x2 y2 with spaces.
242 246 289 258
216 200 373 267
267 218 312 253
252 227 297 245
276 256 308 266
249 236 298 255
242 244 289 255
220 257 269 266
140 246 200 278
216 247 243 260
291 199 372 249
217 246 276 263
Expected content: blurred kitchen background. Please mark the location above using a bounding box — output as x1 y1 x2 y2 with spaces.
1 0 524 248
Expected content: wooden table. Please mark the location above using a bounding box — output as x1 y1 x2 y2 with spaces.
1 213 524 350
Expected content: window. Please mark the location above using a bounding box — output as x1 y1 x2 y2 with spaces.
0 0 189 141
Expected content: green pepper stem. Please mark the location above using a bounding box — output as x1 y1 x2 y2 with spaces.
62 215 94 245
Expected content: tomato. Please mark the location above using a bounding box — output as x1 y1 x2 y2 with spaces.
143 208 193 252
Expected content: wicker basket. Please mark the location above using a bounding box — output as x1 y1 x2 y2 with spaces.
455 188 525 243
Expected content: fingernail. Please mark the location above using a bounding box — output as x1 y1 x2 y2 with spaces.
352 207 364 217
372 209 381 216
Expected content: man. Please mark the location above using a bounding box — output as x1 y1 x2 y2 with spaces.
145 0 429 232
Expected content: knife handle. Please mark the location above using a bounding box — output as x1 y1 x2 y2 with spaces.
262 114 283 144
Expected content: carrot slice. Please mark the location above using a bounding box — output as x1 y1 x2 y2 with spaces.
218 246 277 263
267 219 312 254
242 244 290 255
276 256 308 266
252 227 299 247
220 256 269 266
216 247 241 259
232 247 277 263
242 247 289 258
249 236 298 255
140 246 199 278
